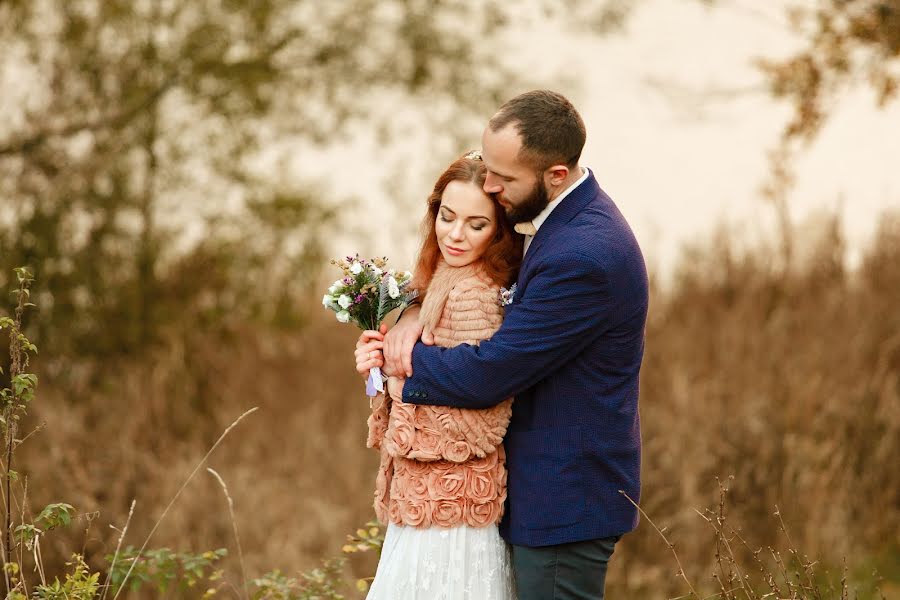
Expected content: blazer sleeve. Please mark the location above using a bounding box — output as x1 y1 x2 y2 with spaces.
401 251 634 409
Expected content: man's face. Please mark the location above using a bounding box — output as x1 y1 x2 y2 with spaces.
481 124 550 224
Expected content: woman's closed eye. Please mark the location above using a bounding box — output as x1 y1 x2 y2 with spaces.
441 218 484 231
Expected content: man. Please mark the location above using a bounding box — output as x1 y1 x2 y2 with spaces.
384 90 649 599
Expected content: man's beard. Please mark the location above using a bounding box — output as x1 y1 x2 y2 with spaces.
505 178 550 224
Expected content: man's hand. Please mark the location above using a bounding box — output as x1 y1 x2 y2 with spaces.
383 304 430 377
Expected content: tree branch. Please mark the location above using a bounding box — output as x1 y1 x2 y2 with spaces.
0 72 181 158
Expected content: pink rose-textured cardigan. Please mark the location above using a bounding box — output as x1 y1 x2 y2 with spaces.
367 261 512 529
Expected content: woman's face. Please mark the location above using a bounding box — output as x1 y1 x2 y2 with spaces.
435 180 498 267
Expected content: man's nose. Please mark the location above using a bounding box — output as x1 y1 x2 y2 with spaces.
483 174 502 194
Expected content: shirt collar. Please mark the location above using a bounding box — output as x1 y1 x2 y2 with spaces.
530 167 591 233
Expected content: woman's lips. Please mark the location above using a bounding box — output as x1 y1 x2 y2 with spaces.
445 245 466 256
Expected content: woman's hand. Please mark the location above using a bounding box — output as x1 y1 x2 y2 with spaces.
354 324 388 379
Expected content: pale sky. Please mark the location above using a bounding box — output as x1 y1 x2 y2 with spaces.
313 0 900 280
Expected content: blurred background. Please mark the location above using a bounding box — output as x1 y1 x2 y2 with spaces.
1 0 898 597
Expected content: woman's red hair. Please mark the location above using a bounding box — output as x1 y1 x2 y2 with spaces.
410 153 524 296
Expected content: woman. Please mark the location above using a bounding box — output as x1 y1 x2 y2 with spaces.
354 151 523 599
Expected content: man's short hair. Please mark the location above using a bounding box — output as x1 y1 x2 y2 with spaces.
488 90 586 171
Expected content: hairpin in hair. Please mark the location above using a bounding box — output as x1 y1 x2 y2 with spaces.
464 149 482 161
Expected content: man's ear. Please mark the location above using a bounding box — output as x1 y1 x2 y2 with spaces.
545 165 569 187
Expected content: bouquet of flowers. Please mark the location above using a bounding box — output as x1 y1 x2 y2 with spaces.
323 255 418 397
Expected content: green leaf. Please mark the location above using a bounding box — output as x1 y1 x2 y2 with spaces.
12 374 36 397
14 523 41 544
37 503 76 530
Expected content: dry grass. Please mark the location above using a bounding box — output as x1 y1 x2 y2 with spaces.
11 210 900 598
16 312 380 595
614 211 900 597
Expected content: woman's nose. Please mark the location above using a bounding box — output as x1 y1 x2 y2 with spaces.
449 222 466 241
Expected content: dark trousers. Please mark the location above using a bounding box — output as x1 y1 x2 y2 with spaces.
511 536 620 600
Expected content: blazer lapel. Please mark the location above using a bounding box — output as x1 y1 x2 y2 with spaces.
520 171 599 273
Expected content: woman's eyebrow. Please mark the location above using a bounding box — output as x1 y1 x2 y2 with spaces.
441 205 491 221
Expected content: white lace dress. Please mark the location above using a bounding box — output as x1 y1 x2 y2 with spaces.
366 522 515 600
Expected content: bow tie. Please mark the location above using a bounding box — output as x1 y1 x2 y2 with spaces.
514 221 538 236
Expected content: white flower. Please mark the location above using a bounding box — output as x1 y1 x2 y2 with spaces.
499 283 517 307
388 276 400 299
372 266 383 276
350 261 363 275
338 294 353 309
403 270 412 281
336 310 351 323
322 294 335 309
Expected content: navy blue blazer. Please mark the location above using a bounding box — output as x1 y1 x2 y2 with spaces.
402 170 649 547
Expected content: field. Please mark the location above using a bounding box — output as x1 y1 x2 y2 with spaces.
4 211 897 598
